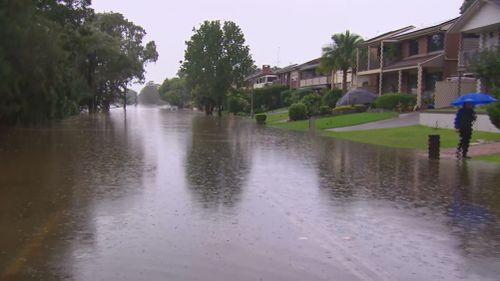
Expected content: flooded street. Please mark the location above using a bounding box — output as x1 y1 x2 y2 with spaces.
1 107 500 281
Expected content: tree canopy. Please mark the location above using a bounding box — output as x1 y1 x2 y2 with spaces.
0 0 157 125
460 0 474 14
320 30 363 94
159 77 191 108
181 20 254 115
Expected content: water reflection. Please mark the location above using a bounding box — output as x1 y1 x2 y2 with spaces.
185 116 252 209
1 109 500 281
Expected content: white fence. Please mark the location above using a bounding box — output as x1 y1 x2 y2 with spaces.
420 112 500 133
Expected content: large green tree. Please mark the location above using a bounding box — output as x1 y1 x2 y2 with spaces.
181 20 254 115
84 12 158 112
159 77 191 108
0 1 157 125
320 30 363 94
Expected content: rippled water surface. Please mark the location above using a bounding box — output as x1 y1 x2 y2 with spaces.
1 108 500 281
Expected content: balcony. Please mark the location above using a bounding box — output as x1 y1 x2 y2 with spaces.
358 57 381 73
299 76 329 88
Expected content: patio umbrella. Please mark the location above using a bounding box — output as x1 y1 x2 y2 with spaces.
336 88 377 106
451 93 497 106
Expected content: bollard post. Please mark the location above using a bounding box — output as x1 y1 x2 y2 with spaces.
428 135 440 160
309 116 316 133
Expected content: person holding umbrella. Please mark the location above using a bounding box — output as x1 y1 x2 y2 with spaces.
451 93 497 160
454 101 476 159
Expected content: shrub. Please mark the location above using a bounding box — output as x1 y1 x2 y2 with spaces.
487 87 500 129
322 89 343 108
255 113 267 124
288 88 313 105
487 103 500 129
280 90 295 107
301 93 322 116
289 103 308 121
374 93 416 110
319 105 332 116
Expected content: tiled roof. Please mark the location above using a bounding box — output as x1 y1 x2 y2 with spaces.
383 54 443 71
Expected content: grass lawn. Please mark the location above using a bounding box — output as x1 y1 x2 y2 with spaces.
323 125 500 149
271 112 398 131
266 109 289 124
474 154 500 164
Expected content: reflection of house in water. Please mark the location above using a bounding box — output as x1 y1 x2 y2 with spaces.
313 138 500 259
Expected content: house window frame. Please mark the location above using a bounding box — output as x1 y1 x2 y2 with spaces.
409 39 419 56
427 33 445 52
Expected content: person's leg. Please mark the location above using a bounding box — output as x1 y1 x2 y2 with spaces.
457 130 465 159
462 129 472 158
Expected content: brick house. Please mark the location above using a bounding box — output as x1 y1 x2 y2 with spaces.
356 19 460 108
448 0 500 93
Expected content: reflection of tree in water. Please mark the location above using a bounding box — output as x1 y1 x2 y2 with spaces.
0 112 146 280
186 116 251 209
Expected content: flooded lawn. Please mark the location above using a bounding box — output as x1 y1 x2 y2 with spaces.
1 108 500 281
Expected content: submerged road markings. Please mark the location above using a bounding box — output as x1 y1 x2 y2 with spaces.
1 211 63 280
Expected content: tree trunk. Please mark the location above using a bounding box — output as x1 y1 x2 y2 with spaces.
342 69 348 95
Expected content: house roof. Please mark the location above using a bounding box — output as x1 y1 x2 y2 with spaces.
383 54 444 71
274 64 299 74
362 26 415 45
392 18 459 40
448 0 500 33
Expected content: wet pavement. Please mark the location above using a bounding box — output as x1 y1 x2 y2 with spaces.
1 107 500 281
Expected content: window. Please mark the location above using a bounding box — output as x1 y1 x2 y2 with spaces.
409 40 419 56
428 33 444 52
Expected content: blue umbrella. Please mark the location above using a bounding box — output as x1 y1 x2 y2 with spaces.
451 93 497 106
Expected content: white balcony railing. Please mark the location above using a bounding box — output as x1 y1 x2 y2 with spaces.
299 76 328 87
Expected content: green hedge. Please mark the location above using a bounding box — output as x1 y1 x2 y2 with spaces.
487 88 500 129
252 85 288 111
374 93 416 110
289 103 308 121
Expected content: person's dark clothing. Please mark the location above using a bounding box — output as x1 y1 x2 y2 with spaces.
454 108 476 159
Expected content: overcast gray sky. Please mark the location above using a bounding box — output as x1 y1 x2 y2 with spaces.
92 0 464 91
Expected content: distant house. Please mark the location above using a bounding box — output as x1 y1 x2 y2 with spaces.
448 0 500 93
274 64 298 89
244 65 278 89
356 19 461 108
296 58 331 90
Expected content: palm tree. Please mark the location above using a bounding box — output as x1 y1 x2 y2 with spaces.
320 30 363 94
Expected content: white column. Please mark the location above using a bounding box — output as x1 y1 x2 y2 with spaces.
379 42 384 95
417 66 423 108
398 70 403 93
477 33 484 92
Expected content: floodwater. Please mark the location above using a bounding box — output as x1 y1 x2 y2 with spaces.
1 108 500 281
